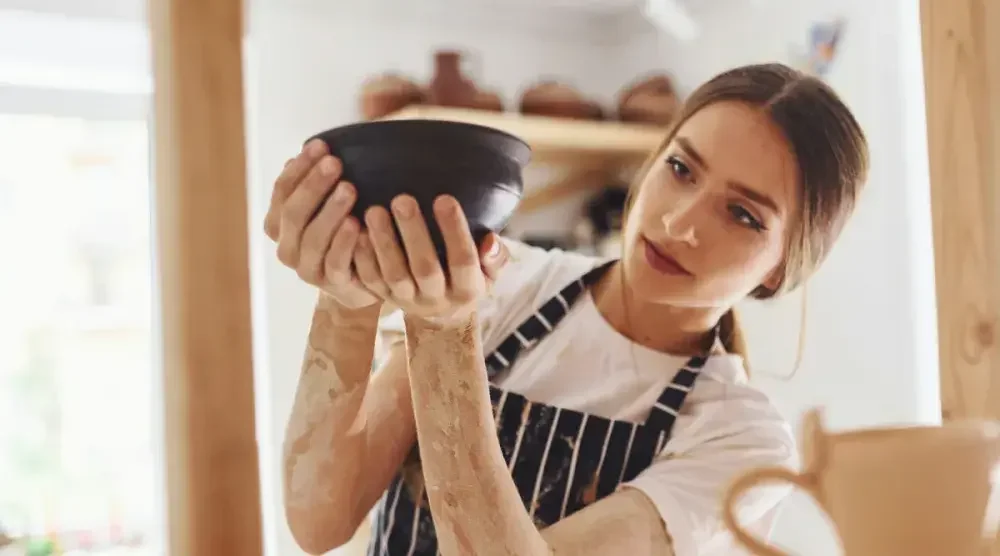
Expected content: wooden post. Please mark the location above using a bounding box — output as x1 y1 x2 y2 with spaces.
148 0 263 554
921 0 1000 421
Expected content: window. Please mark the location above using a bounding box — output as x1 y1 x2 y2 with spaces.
0 12 160 551
0 107 159 555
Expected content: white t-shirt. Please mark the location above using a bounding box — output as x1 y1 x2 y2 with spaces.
378 239 799 556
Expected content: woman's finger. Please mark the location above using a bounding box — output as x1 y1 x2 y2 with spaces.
434 195 483 303
391 195 446 301
264 139 327 240
275 155 342 266
298 181 357 284
323 215 360 288
353 231 390 299
479 233 509 283
365 205 417 302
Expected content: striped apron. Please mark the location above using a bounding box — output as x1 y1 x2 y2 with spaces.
366 262 711 556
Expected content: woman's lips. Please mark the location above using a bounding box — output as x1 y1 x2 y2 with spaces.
642 237 693 276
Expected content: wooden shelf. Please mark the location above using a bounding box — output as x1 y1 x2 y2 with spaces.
382 106 665 164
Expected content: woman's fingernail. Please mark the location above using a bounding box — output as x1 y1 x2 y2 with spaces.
487 236 502 257
392 196 415 219
365 206 383 228
308 139 327 157
333 182 352 202
321 157 339 176
435 195 459 218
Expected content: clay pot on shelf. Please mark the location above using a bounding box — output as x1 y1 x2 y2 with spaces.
518 81 603 121
358 73 426 120
617 74 680 126
473 90 504 112
427 50 479 109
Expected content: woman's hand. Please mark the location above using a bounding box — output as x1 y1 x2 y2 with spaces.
263 139 380 309
354 193 510 326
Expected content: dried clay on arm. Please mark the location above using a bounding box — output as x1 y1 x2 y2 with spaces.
404 315 551 556
283 294 380 514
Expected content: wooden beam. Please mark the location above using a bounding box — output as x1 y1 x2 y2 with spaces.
148 0 263 554
921 0 1000 421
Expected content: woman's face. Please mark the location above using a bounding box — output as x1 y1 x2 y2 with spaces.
622 101 800 308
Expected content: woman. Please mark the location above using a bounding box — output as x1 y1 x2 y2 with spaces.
266 63 868 556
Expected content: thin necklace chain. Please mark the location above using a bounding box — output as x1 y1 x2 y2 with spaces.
615 261 647 377
611 260 718 365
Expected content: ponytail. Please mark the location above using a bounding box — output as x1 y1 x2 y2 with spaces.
719 308 751 376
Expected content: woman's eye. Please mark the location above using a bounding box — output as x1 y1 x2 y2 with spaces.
730 204 765 231
666 156 693 182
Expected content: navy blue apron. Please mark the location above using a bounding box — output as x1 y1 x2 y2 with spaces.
366 262 712 556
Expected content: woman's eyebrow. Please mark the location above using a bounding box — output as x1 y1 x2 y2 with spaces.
675 136 709 170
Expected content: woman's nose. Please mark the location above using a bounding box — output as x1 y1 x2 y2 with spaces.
660 195 701 247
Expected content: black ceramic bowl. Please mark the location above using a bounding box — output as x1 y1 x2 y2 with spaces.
308 119 531 265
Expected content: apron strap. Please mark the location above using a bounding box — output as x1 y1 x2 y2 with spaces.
483 255 719 439
484 260 615 379
643 326 719 434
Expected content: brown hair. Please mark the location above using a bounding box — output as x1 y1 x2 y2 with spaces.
623 63 869 370
400 63 869 499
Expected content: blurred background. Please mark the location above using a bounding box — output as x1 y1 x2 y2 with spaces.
0 0 938 555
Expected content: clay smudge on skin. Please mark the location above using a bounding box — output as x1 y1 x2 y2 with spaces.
406 315 547 556
282 297 377 511
406 316 481 445
284 365 365 509
286 405 337 507
284 354 347 444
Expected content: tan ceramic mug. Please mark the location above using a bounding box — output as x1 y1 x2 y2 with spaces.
722 408 1000 556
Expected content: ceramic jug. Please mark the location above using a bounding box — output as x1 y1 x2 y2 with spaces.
723 408 1000 556
428 50 478 109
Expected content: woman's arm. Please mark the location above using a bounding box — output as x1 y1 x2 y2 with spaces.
282 294 417 554
403 314 546 556
405 313 796 556
542 488 676 555
403 314 677 556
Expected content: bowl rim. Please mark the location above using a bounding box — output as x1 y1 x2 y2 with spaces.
309 119 532 165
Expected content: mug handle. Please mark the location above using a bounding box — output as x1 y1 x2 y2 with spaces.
722 466 816 556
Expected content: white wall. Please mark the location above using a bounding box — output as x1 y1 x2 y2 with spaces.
644 1 939 554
